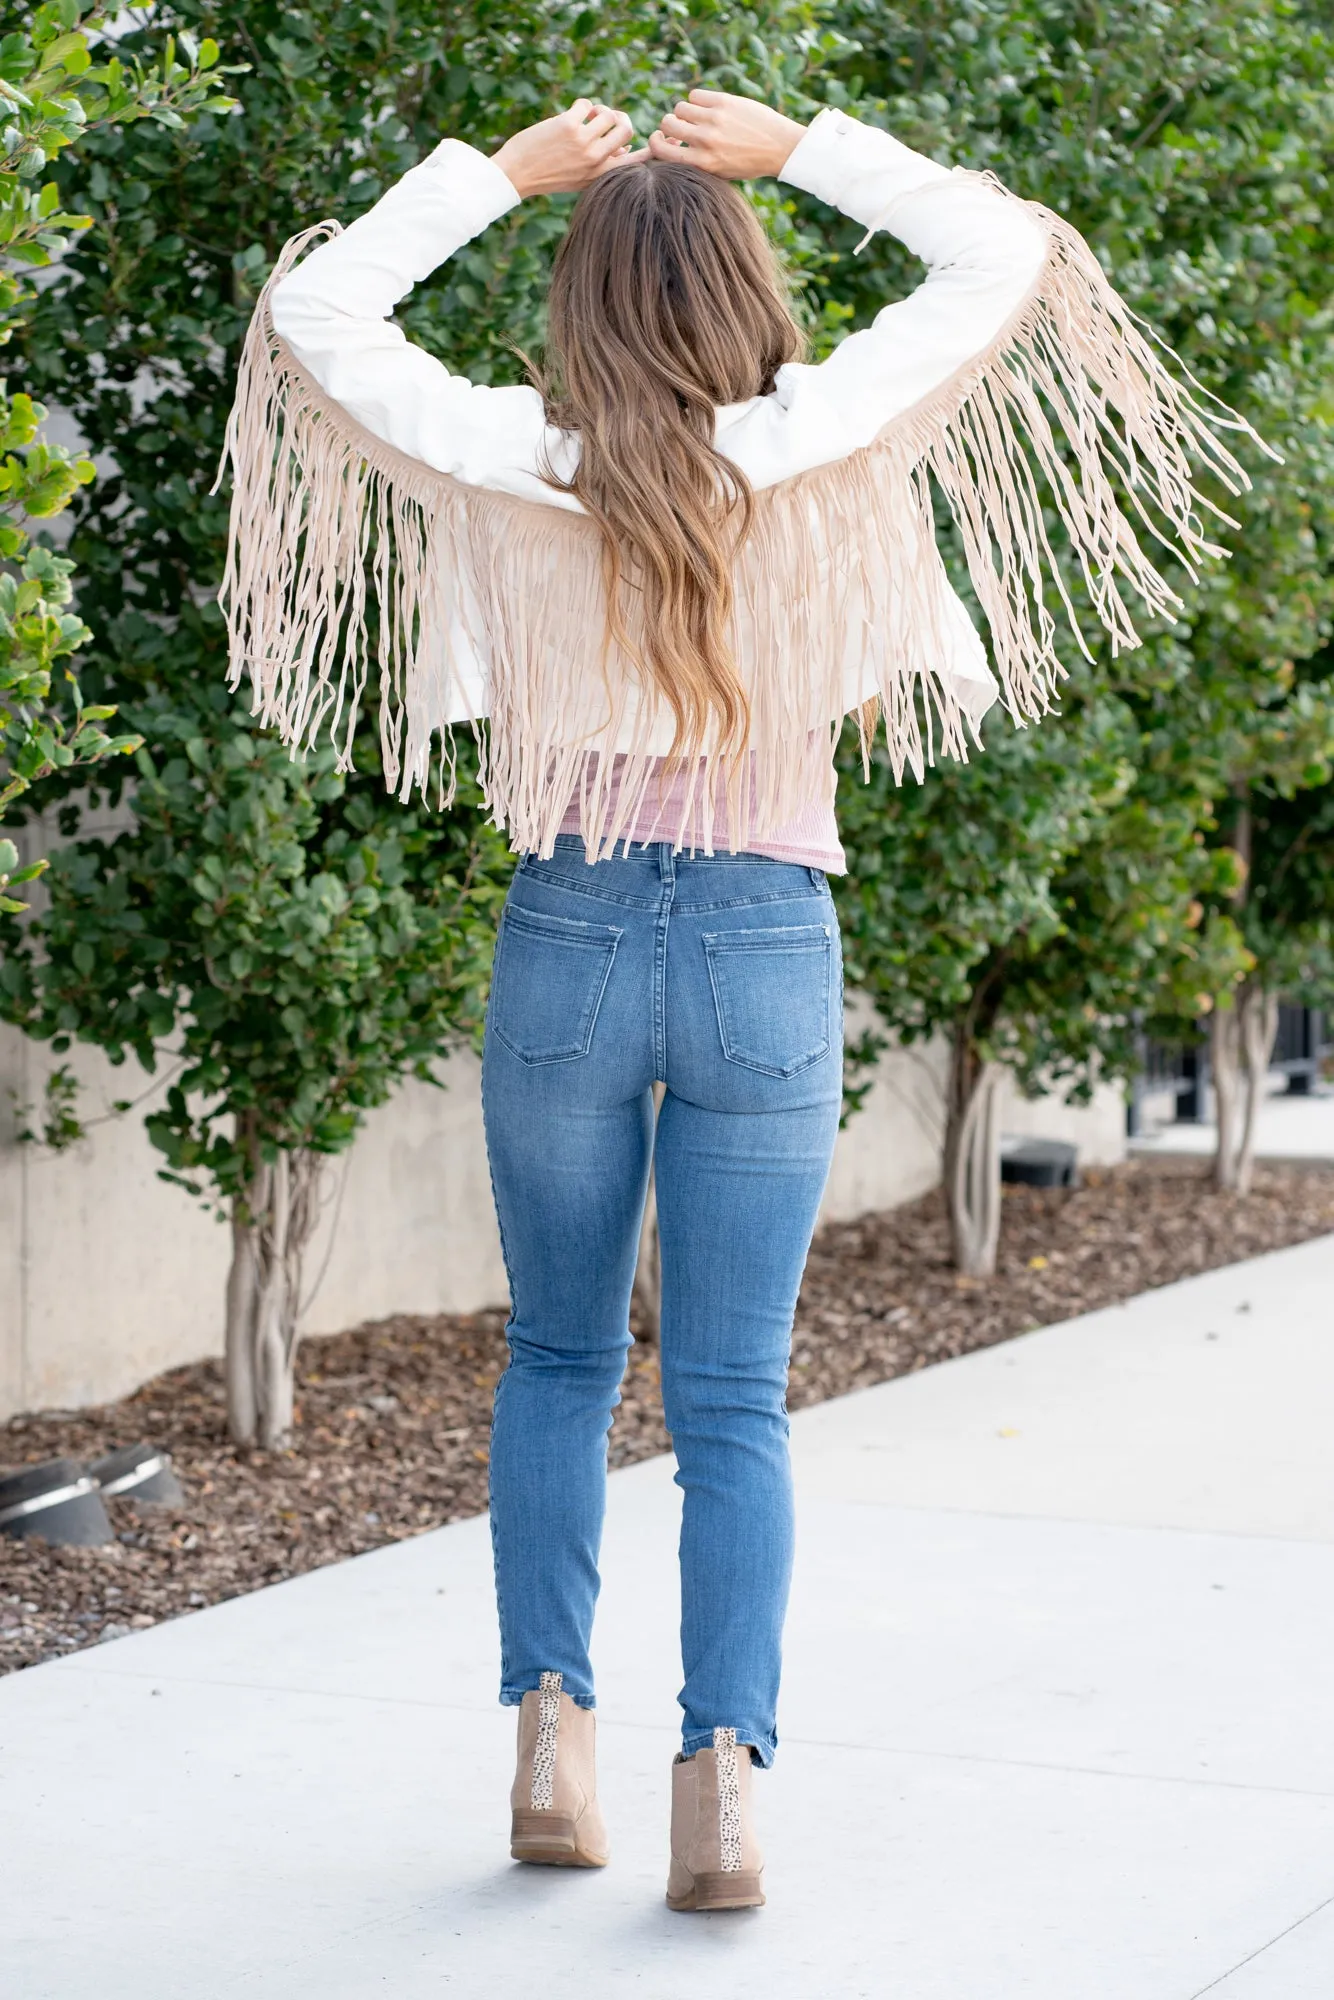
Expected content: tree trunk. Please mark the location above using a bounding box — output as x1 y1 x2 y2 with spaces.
631 1083 666 1343
1212 979 1277 1193
1213 788 1268 1194
1210 1005 1242 1189
1235 983 1279 1196
224 1137 323 1450
224 1213 259 1445
943 1032 1003 1277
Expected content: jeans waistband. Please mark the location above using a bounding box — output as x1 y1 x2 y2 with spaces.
531 834 824 881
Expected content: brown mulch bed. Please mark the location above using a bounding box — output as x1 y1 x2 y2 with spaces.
4 1157 1333 1676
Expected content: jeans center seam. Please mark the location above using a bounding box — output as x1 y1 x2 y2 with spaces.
654 885 671 1077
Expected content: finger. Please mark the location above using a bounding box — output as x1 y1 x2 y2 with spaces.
687 88 727 106
648 129 694 162
599 145 651 173
592 121 640 162
591 107 635 149
667 97 711 125
658 110 708 147
581 105 622 139
565 98 594 123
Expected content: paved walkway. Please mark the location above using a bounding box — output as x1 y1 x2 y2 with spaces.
1132 1079 1334 1163
3 1237 1333 1998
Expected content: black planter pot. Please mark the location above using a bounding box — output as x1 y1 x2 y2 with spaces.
0 1457 114 1546
1000 1137 1079 1188
89 1443 184 1508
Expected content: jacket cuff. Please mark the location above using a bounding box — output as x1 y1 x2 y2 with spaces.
779 108 950 229
419 137 524 234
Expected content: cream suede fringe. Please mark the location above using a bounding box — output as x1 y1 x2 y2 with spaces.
217 174 1268 858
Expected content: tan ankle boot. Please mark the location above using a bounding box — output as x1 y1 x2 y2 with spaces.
509 1672 609 1867
666 1727 765 1911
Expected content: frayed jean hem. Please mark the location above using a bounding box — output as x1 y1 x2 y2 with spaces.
500 1683 596 1710
682 1725 776 1769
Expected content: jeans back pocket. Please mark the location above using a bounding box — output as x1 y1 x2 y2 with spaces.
489 904 622 1065
702 924 833 1078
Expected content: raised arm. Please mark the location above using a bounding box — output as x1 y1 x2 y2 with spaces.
267 102 635 501
705 105 1051 487
662 91 1262 716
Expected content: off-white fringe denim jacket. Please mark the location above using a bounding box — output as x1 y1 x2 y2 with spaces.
219 110 1259 860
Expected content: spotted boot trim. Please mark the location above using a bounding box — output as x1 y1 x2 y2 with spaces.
713 1726 742 1873
530 1671 563 1811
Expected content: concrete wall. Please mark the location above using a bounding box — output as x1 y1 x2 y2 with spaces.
999 1070 1128 1167
0 996 1124 1419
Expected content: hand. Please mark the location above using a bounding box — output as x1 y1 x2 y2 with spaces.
492 100 640 198
648 90 806 180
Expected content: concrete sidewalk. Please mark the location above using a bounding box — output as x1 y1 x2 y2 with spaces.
1131 1078 1334 1164
3 1237 1333 1999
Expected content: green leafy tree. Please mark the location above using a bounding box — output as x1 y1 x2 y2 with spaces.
837 680 1250 1270
1 704 508 1444
0 2 234 849
1241 775 1334 1050
1 1 840 1445
816 0 1334 1265
1198 653 1334 1190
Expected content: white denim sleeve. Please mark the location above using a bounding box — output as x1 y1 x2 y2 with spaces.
268 139 563 502
715 109 1050 489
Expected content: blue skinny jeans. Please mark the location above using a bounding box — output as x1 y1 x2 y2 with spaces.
481 836 843 1766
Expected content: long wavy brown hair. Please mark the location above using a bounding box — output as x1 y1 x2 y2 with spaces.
537 158 805 762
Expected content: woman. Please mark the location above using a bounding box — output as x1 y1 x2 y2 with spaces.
221 91 1255 1911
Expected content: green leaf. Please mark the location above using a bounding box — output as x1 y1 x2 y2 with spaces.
4 859 47 887
35 31 88 74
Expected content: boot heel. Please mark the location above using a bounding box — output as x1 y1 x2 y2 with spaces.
670 1868 766 1911
510 1809 578 1862
667 1731 766 1912
509 1675 610 1867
